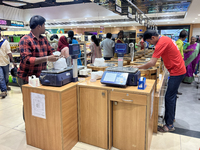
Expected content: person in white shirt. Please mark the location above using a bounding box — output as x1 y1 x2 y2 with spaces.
0 28 16 98
100 33 115 60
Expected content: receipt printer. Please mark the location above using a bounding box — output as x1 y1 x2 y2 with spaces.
138 77 147 90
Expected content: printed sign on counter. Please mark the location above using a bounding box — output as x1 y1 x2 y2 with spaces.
31 92 46 119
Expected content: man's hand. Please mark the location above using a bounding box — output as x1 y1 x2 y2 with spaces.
131 65 139 68
48 55 60 62
189 48 194 51
13 63 17 67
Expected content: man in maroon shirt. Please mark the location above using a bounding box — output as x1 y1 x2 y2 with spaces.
17 15 59 120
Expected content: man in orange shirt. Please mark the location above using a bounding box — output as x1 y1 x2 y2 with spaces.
133 30 186 132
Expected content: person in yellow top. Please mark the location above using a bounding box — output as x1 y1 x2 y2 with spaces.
176 30 188 59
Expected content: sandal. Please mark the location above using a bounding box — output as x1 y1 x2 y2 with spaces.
158 125 175 132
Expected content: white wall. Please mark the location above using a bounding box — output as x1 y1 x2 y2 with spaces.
192 28 200 36
24 3 120 21
0 5 24 21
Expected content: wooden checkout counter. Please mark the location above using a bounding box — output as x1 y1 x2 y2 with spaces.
22 77 156 150
22 49 168 150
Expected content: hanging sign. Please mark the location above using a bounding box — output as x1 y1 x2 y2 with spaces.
0 19 24 27
155 26 158 31
144 19 148 27
135 11 139 22
127 6 133 19
115 0 122 13
139 14 143 25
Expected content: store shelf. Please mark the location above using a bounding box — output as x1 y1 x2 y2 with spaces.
12 53 20 57
8 82 19 87
9 42 19 45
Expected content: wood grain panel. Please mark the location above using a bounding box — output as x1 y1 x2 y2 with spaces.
110 91 147 106
146 87 155 150
61 86 78 150
22 87 62 150
79 87 108 149
113 102 146 150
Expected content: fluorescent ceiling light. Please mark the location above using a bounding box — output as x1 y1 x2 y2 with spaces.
18 0 43 3
198 14 200 16
56 0 73 2
3 1 26 6
195 18 198 19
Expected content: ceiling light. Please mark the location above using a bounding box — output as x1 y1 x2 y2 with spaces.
168 22 170 24
93 26 94 27
84 27 86 28
109 25 111 26
69 19 71 20
103 17 105 18
198 14 200 16
114 26 116 27
77 26 79 27
195 18 198 19
71 28 72 29
54 20 56 21
85 18 87 19
192 21 195 22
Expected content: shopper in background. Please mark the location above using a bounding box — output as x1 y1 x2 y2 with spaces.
116 30 124 43
0 27 16 98
136 35 144 51
132 30 186 132
100 33 115 60
68 30 82 65
45 31 59 50
176 30 189 59
57 36 69 58
89 35 102 63
183 36 200 83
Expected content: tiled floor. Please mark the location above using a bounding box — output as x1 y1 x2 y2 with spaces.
0 85 200 150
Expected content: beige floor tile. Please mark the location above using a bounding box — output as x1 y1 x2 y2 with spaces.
150 133 181 150
181 135 200 150
0 113 24 128
0 145 13 150
75 142 105 150
0 126 11 135
72 147 86 150
0 105 23 118
0 101 16 111
13 122 25 132
0 129 40 150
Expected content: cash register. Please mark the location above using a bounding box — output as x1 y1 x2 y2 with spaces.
101 43 141 87
40 44 83 87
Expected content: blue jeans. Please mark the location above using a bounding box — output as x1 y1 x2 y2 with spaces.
164 74 185 126
0 64 9 92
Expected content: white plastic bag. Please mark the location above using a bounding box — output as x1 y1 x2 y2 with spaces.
93 58 105 67
29 75 40 87
90 71 104 82
53 57 67 70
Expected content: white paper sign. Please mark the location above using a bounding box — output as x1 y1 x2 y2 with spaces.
116 6 122 13
150 89 154 119
31 92 46 119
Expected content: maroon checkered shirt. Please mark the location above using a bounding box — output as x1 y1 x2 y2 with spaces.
17 32 54 81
